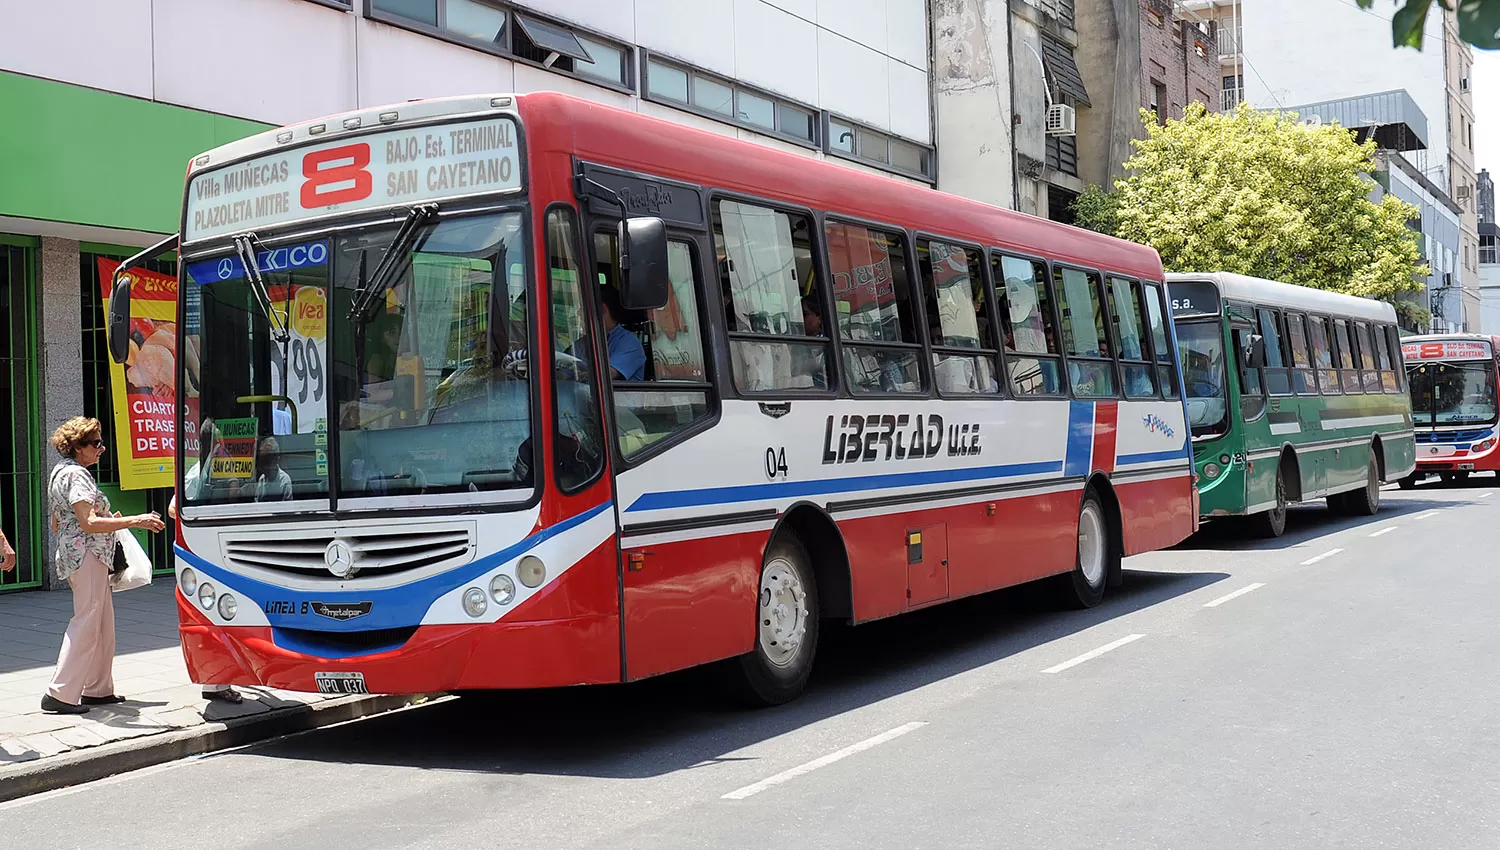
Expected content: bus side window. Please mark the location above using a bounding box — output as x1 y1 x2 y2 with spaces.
1142 282 1178 398
1256 307 1291 396
1108 277 1155 398
1333 318 1360 394
1053 266 1117 398
1308 316 1338 394
1284 312 1316 395
918 239 1000 395
994 254 1064 396
611 240 713 459
1354 322 1381 393
1232 319 1266 420
1378 325 1401 392
548 208 606 493
1385 325 1407 391
826 221 924 395
713 200 831 393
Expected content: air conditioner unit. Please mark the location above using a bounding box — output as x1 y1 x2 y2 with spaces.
1046 103 1076 137
1457 185 1472 200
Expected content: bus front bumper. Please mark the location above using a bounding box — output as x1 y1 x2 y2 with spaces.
176 590 620 694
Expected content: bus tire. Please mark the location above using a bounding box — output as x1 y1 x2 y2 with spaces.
1340 459 1382 516
1050 488 1113 609
724 535 820 707
1398 473 1419 490
1247 469 1288 538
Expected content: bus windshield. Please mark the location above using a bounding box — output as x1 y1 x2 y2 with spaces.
1408 360 1499 426
181 210 532 509
1176 318 1229 438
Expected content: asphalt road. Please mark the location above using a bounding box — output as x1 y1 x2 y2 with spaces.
6 481 1500 849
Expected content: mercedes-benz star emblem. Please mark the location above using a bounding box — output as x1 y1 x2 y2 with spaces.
217 258 235 280
325 539 356 579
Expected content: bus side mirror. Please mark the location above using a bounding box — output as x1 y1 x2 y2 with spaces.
107 273 133 365
618 217 669 311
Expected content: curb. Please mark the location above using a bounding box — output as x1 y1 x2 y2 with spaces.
0 693 425 804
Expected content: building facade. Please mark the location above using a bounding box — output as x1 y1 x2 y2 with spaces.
0 0 941 591
1479 169 1499 335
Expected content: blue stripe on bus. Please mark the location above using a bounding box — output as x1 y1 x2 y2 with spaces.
1117 448 1191 466
624 459 1064 513
1063 401 1095 478
173 500 614 633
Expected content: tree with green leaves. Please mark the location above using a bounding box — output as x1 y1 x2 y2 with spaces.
1073 104 1428 307
1358 0 1500 50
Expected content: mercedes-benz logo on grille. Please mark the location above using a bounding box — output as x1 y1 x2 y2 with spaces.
1430 447 1440 455
325 539 356 579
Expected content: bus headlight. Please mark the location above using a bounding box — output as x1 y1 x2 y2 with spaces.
1219 453 1232 465
490 574 516 606
1203 463 1222 480
179 567 198 597
462 587 488 618
198 582 216 611
517 555 546 588
217 593 238 621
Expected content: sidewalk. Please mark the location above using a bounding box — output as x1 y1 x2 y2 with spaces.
0 581 416 801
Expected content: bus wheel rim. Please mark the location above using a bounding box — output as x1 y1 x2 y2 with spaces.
1079 501 1106 588
759 558 808 669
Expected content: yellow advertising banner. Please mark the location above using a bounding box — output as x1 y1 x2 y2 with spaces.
97 259 178 490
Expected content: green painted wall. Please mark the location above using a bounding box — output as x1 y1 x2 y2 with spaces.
0 72 272 234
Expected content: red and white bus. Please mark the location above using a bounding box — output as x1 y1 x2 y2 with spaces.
1401 333 1500 485
108 92 1197 705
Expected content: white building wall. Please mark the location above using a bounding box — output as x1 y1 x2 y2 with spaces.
1482 264 1500 336
932 0 1015 209
0 0 935 180
1240 0 1448 170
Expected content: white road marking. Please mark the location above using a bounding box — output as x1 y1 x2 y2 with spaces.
1368 527 1398 538
1413 510 1440 520
721 722 928 800
1480 492 1495 499
1041 634 1146 674
1203 583 1266 608
1300 548 1345 565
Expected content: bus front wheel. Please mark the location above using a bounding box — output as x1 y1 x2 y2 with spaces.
1398 473 1420 490
723 535 820 707
1247 470 1289 538
1050 488 1115 609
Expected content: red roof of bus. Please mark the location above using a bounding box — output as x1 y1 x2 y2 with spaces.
517 91 1165 283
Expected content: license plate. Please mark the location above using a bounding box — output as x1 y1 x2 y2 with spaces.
314 672 368 695
1460 463 1476 470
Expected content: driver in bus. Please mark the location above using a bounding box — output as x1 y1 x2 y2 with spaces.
251 437 293 502
598 286 646 381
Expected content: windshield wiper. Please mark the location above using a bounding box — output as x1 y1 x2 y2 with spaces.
232 232 291 345
347 203 438 323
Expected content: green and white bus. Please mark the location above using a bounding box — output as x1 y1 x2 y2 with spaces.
1165 272 1417 537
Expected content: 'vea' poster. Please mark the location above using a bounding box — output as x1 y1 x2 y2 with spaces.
97 258 178 490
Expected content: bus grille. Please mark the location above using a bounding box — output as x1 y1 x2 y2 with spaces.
223 527 473 578
1416 428 1492 443
274 625 420 658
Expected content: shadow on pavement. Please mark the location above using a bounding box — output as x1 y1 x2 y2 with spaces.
247 566 1227 780
1173 487 1486 553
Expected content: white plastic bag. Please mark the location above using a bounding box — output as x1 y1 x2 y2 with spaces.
110 529 153 593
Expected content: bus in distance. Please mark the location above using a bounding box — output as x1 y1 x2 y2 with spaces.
1401 334 1500 486
107 92 1198 706
1166 272 1416 537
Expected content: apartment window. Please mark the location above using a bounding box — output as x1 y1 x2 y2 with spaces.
1150 81 1166 123
1222 73 1243 110
1481 235 1497 265
367 1 631 89
825 115 934 182
645 55 817 146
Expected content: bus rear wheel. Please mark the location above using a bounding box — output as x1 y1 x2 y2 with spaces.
723 535 820 707
1050 488 1114 609
1337 459 1382 516
1246 469 1288 538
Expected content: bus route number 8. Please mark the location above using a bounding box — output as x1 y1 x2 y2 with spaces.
765 447 788 480
301 143 374 209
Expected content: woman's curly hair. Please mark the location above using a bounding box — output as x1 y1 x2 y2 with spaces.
51 417 102 458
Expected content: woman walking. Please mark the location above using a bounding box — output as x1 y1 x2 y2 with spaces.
41 417 165 714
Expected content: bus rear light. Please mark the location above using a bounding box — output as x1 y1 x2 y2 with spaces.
490 574 516 606
518 556 546 588
1475 438 1496 453
462 587 488 618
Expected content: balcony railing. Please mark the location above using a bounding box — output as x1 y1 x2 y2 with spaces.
1219 26 1241 56
1222 87 1244 111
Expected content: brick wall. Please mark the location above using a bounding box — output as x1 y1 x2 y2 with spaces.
1138 0 1221 121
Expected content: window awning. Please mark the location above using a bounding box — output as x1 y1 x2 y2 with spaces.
516 15 592 64
1040 38 1090 107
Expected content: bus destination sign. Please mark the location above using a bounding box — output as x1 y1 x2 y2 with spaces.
184 117 521 244
1401 340 1493 361
1166 280 1221 318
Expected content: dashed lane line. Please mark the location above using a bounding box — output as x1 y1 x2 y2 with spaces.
1041 634 1146 674
1368 527 1399 538
1203 583 1266 608
1300 548 1345 566
721 722 928 800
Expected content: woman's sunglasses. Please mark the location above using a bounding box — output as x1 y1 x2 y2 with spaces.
84 439 106 449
